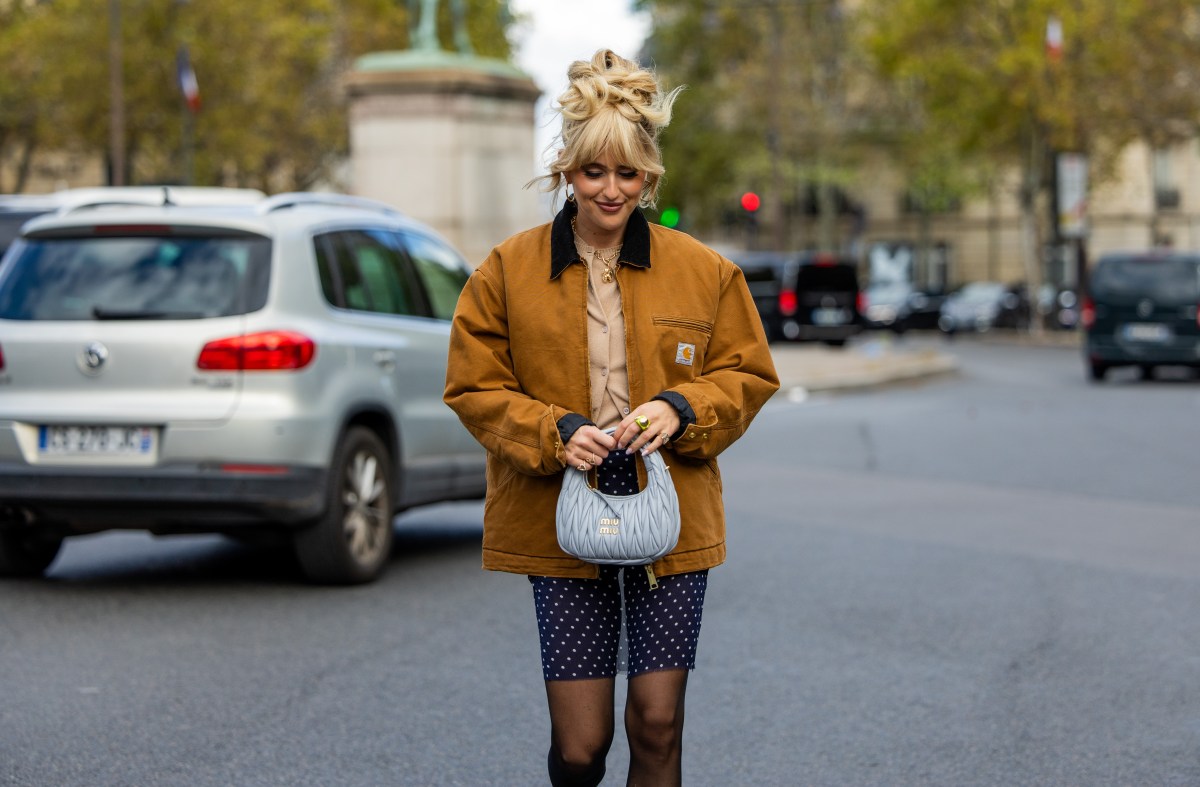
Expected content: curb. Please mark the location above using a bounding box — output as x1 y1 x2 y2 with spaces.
769 342 959 395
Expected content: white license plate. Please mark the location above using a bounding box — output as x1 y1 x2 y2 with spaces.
38 425 157 457
812 307 850 326
1121 323 1171 342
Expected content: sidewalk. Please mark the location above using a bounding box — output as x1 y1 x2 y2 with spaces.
769 328 1083 394
770 336 958 394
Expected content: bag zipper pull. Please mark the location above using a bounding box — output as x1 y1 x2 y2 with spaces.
644 565 659 590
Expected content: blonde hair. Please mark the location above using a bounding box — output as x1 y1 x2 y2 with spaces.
532 49 682 209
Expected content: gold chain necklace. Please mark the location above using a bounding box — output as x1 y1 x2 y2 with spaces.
573 217 622 283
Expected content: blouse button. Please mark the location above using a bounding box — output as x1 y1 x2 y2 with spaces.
622 407 630 415
601 367 608 376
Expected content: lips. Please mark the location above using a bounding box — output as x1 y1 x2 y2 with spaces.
597 202 624 213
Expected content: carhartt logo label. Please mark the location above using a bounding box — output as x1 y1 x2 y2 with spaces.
675 343 695 366
598 517 620 535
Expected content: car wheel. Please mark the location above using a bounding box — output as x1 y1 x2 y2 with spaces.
0 514 63 578
823 339 847 348
294 426 394 585
1088 361 1108 382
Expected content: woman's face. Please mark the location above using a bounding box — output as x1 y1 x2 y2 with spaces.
566 151 646 248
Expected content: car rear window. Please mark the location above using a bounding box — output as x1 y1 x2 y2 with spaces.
796 263 858 291
0 234 271 320
1091 256 1200 304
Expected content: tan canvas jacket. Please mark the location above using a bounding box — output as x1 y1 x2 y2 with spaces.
444 205 779 578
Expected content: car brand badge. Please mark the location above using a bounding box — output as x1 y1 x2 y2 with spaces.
1137 299 1154 318
78 342 109 375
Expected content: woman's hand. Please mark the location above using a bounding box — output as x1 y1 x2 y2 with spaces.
616 400 680 457
565 425 618 472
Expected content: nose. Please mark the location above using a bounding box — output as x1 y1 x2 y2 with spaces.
600 173 620 199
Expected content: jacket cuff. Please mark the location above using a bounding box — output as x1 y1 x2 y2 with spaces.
652 391 696 442
556 413 595 446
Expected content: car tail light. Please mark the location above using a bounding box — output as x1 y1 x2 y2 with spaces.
779 288 798 316
0 343 4 371
856 291 868 317
1081 296 1095 329
197 331 315 371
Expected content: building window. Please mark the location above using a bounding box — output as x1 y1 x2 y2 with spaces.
1153 148 1180 210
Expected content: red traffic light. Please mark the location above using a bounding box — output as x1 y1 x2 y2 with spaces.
740 192 761 212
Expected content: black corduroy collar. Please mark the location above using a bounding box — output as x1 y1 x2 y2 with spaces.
549 199 653 280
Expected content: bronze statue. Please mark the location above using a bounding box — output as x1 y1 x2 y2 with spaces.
408 0 473 55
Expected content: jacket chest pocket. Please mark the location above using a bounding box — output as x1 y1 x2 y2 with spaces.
652 316 713 378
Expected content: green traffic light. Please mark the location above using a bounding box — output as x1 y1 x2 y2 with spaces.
661 207 681 228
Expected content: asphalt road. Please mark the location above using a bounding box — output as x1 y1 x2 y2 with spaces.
3 337 1199 786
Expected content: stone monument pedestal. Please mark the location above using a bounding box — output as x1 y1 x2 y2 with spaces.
346 51 543 266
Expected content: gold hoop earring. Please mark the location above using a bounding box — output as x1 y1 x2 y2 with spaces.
566 190 575 204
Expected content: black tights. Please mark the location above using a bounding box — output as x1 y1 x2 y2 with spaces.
546 669 689 787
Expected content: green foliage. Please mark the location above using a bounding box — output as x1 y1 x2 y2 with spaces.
642 0 879 246
859 0 1200 184
0 0 513 192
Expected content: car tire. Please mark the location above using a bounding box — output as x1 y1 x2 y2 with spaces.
294 426 394 585
1088 361 1108 382
1139 364 1156 381
0 519 63 578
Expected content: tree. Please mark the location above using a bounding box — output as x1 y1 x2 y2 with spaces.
641 0 879 251
0 0 513 192
860 0 1200 300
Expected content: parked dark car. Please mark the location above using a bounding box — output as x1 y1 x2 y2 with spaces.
1083 252 1200 381
862 281 945 333
938 281 1031 334
729 250 862 346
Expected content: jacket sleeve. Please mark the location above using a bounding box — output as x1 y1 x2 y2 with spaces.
661 261 780 460
443 255 568 476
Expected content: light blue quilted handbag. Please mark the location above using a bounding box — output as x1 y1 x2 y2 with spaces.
556 445 680 567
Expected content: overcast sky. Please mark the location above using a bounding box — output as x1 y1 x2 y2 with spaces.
509 0 651 167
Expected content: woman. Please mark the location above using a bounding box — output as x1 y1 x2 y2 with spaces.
444 49 778 786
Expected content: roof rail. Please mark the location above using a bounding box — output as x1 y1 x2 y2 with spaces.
259 192 401 216
57 186 265 215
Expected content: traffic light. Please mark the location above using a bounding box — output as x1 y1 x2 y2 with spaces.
660 207 681 228
740 191 761 213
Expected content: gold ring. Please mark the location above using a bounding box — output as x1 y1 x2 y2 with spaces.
577 462 588 472
590 453 597 465
634 415 650 432
660 432 669 443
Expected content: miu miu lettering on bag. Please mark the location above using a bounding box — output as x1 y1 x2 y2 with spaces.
599 517 620 535
675 342 695 366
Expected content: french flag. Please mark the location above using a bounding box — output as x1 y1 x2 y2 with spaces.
177 46 201 114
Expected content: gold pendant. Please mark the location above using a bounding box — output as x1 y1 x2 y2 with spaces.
602 268 614 283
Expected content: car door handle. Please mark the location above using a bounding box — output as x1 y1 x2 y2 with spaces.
373 350 396 368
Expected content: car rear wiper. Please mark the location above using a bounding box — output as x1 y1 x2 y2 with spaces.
92 307 206 320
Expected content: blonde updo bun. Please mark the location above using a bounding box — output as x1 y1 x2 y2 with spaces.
533 49 683 208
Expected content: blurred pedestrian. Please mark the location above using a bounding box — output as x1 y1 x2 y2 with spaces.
444 48 778 786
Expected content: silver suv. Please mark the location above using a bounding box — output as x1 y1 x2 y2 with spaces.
0 190 485 583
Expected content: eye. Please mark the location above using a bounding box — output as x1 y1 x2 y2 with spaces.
583 169 604 179
619 170 640 179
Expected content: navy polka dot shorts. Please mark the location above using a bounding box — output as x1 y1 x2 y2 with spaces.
530 447 709 681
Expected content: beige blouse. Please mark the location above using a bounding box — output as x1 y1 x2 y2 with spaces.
575 234 631 430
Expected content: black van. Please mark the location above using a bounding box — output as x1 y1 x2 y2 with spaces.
1083 252 1200 381
729 250 862 346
